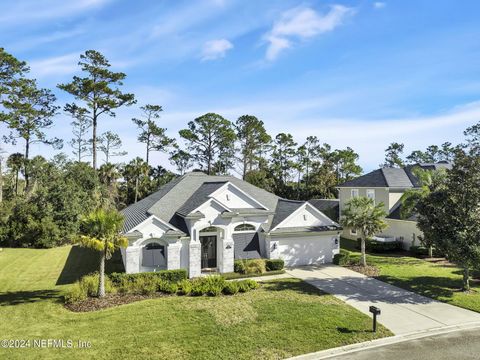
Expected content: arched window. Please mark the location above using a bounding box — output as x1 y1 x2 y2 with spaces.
142 242 166 268
200 226 217 233
234 223 256 232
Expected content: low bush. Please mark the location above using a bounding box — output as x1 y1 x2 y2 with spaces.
410 246 444 257
64 273 116 303
333 249 350 265
222 269 285 280
244 259 266 274
109 269 187 286
190 278 209 296
234 260 246 274
265 259 284 271
356 238 402 253
222 281 239 295
177 279 192 295
157 280 178 294
237 279 259 292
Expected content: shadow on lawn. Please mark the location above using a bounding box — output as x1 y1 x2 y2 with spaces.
56 246 125 285
263 279 329 297
0 289 62 306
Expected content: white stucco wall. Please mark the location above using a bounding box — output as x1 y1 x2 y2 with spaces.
278 204 334 229
210 183 265 209
382 219 422 250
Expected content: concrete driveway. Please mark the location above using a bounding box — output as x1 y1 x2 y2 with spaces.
287 265 480 335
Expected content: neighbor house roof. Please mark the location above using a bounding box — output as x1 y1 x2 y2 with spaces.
337 162 452 189
387 199 418 222
308 199 340 222
121 172 280 234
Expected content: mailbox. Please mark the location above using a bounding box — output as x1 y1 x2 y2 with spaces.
369 306 381 315
369 305 381 332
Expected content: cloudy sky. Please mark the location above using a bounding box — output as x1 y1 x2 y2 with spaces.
1 0 480 172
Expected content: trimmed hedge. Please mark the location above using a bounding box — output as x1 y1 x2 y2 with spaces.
223 269 285 280
356 238 402 253
109 269 187 285
234 258 284 275
333 249 350 265
265 259 284 271
410 246 444 258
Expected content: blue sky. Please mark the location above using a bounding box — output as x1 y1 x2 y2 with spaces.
1 0 480 172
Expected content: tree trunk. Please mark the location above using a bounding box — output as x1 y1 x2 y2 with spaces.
360 236 367 267
134 177 139 203
463 267 470 292
98 248 106 298
92 116 97 169
428 245 433 258
24 138 30 191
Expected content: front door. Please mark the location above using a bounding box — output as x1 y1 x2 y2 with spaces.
200 236 217 269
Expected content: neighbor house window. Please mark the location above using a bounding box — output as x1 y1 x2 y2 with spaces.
351 189 359 198
350 228 358 236
366 189 375 204
234 223 256 231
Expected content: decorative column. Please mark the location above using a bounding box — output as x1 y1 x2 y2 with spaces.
189 242 201 278
125 247 140 273
220 240 234 273
167 242 181 270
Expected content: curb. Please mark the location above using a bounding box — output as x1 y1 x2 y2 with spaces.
287 322 480 360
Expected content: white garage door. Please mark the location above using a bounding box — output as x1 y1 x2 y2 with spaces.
278 235 336 267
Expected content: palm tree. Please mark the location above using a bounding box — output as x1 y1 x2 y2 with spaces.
76 208 128 297
6 153 24 195
400 167 447 257
341 197 387 267
124 157 150 203
98 163 121 203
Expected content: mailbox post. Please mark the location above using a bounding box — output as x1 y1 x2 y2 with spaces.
369 306 381 332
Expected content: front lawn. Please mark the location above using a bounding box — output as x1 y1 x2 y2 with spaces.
0 246 390 359
341 238 480 313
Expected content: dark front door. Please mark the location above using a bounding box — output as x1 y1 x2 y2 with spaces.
200 236 217 269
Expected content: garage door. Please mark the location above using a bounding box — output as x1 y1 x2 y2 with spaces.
278 235 335 267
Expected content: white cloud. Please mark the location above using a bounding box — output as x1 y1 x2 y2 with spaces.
373 2 386 9
264 5 354 61
29 53 79 78
201 39 234 60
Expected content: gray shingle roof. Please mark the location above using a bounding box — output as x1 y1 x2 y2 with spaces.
308 199 340 222
387 199 418 222
121 172 280 234
338 163 452 189
270 199 304 229
176 182 227 216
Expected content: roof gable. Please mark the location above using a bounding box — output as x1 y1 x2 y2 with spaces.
209 182 269 210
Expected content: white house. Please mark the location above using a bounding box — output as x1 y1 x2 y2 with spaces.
120 172 341 277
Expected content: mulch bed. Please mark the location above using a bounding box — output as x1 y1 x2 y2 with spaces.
347 264 380 277
65 293 170 312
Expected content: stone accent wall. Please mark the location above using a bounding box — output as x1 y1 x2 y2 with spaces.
125 247 140 273
167 242 181 270
189 242 201 278
220 240 234 273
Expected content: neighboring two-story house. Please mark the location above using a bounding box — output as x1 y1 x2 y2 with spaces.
337 162 451 249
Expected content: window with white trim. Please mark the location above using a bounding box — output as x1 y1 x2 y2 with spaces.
350 228 358 236
351 189 359 198
366 189 375 204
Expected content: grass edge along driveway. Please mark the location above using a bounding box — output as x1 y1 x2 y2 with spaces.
0 246 391 360
341 238 480 314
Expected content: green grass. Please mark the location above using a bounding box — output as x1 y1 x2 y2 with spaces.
0 246 391 359
341 238 480 313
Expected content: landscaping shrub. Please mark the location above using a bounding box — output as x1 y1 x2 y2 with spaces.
265 259 284 271
333 249 350 265
234 260 246 274
356 238 402 253
109 269 187 286
222 269 285 280
222 281 240 295
157 279 178 294
244 259 266 274
190 278 209 296
203 275 226 296
237 279 259 292
64 273 116 303
410 246 444 257
177 279 192 295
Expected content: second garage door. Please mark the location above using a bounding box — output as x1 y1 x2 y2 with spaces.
277 235 335 267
